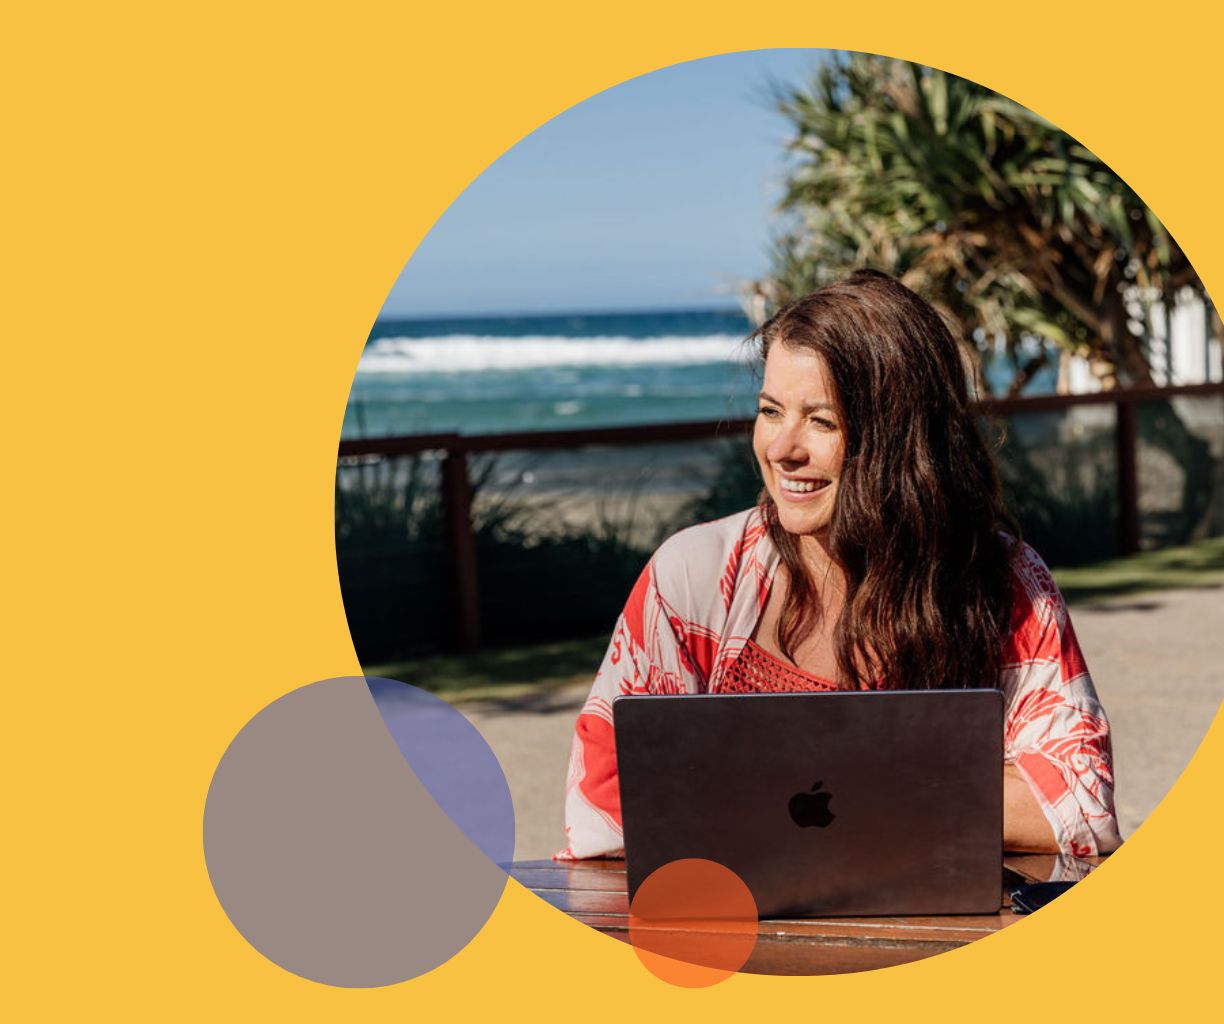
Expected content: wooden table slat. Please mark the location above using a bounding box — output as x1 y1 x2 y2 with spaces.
578 922 961 975
530 886 1015 932
589 917 1008 946
540 893 1015 944
514 858 625 873
510 865 629 892
744 937 956 974
512 855 1100 975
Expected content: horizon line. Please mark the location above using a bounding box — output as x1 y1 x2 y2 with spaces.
374 301 749 324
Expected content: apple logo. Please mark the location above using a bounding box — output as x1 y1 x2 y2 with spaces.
789 781 835 828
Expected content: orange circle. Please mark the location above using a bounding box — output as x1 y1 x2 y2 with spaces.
627 858 758 987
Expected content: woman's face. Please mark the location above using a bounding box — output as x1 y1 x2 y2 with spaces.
753 343 846 539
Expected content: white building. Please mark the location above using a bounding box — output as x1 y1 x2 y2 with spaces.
1061 288 1220 393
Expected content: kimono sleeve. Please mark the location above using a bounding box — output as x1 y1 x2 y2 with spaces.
555 549 705 861
1002 546 1123 857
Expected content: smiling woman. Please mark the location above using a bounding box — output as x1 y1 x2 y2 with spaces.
558 269 1121 863
754 344 845 535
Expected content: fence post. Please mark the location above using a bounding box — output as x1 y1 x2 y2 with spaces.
1115 400 1140 555
441 449 481 652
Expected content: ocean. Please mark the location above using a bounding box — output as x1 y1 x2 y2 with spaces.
343 308 1054 439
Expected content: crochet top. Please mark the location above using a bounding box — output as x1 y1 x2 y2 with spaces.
719 638 841 693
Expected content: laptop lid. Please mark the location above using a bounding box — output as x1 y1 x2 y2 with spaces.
613 690 1003 918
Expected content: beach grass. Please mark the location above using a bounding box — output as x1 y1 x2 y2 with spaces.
365 535 1224 703
1050 534 1224 604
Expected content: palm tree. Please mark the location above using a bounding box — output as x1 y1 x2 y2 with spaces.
759 53 1212 396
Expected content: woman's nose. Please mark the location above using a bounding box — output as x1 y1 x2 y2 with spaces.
767 422 806 464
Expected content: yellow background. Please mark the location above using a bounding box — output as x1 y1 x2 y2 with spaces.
7 1 1222 1018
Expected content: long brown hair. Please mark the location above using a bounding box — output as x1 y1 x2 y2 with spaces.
756 269 1017 690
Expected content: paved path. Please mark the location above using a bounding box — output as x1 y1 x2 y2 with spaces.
1072 586 1223 839
463 586 1224 860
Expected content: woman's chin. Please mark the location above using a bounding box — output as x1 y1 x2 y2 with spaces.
775 508 831 538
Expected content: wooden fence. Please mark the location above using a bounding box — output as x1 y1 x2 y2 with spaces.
338 381 1224 652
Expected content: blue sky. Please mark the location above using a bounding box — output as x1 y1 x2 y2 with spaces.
379 49 826 319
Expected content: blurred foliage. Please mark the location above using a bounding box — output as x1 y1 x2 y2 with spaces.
373 534 1224 703
474 500 651 650
1135 400 1218 547
335 455 450 662
368 635 611 704
337 402 1221 661
335 454 655 662
757 53 1214 393
986 415 1120 565
670 436 763 526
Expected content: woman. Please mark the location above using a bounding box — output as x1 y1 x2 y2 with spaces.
559 269 1120 861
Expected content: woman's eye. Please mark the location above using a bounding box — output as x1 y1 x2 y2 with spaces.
757 406 780 418
811 416 837 430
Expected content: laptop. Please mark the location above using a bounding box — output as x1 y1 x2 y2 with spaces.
613 690 1003 918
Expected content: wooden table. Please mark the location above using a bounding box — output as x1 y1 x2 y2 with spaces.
511 854 1102 975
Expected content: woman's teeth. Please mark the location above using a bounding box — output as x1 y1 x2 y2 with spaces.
781 478 826 493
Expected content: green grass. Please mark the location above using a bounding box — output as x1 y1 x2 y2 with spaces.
366 634 611 704
368 535 1224 703
1052 534 1224 605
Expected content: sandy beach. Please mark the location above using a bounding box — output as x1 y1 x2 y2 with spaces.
460 585 1224 860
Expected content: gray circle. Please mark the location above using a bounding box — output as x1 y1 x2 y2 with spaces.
204 677 507 987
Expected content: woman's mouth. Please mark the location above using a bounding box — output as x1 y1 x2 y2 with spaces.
778 477 830 498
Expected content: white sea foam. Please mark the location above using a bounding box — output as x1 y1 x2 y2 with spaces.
357 333 751 374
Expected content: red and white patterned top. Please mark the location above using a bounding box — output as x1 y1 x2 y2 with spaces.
557 507 1121 861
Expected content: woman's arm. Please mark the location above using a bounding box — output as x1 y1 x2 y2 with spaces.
1001 545 1122 857
1003 763 1058 852
557 511 762 860
556 555 705 860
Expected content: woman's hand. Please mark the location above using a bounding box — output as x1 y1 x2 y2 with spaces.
1003 763 1059 852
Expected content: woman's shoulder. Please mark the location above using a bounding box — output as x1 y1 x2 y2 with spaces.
1003 537 1066 618
1000 536 1075 662
649 507 773 596
653 506 769 567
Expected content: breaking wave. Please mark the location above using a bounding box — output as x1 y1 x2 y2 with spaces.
357 334 751 374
